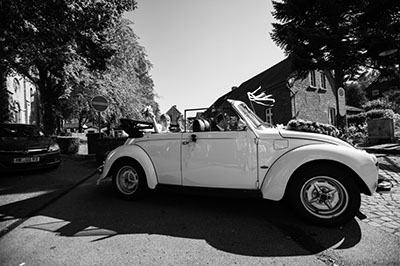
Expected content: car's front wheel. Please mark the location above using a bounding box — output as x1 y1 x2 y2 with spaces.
112 159 148 200
286 165 360 226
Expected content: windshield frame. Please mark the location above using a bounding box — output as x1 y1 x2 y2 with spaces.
228 100 271 130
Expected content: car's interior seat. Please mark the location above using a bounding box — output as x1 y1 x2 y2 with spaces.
193 119 210 132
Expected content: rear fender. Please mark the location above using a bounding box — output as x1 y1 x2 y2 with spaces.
97 144 158 189
260 144 378 201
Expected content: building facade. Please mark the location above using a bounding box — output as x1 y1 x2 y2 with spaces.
211 57 339 126
5 74 39 124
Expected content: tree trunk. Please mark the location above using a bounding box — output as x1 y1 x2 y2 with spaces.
37 66 57 134
0 67 11 123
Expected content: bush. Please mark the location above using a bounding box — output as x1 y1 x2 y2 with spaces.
57 136 80 154
363 98 392 112
338 123 368 146
347 113 367 125
365 109 396 120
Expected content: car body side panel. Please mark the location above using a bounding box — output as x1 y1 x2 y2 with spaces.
135 133 182 185
260 144 379 201
181 130 258 189
98 144 159 189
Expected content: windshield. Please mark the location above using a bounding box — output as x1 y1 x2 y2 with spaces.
236 103 271 128
0 124 46 138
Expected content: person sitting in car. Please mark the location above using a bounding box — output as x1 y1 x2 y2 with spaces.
143 106 171 133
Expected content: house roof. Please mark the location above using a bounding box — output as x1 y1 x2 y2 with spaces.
209 57 293 109
346 105 364 112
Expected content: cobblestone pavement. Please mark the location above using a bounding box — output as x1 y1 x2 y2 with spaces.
359 155 400 238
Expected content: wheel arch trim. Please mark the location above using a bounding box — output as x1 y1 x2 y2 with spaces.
260 144 378 201
98 144 158 189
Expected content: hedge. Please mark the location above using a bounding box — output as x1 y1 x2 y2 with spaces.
57 136 80 154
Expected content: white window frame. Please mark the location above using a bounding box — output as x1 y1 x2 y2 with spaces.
309 71 317 88
320 72 326 90
265 108 273 125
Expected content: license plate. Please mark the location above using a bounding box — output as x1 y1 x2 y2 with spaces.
13 157 40 163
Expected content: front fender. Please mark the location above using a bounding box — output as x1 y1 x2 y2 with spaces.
97 144 158 189
260 144 378 201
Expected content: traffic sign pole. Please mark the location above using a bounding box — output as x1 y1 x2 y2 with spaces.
91 96 109 137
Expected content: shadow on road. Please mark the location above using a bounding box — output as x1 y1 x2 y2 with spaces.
0 177 362 257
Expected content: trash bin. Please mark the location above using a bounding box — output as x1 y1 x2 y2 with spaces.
86 133 104 154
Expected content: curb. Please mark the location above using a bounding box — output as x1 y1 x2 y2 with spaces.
0 169 98 238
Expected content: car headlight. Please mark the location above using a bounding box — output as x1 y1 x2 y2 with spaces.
48 143 60 152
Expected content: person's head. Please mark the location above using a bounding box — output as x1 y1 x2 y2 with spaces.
217 113 228 128
160 113 171 129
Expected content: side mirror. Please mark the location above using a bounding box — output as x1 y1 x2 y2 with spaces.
191 134 197 142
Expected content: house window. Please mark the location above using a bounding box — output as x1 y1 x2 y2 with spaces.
372 89 379 96
328 108 336 125
309 71 317 88
265 108 273 125
320 72 326 89
13 78 20 94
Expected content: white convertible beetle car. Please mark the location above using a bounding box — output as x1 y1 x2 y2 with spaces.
97 99 379 226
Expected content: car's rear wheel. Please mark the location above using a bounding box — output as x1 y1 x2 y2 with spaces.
286 165 360 226
112 159 148 200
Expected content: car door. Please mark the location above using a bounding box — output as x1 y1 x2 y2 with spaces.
181 129 258 189
135 133 182 185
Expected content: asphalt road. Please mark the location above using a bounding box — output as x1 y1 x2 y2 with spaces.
0 155 399 265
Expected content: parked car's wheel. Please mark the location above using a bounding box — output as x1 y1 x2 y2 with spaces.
112 159 148 200
286 165 360 226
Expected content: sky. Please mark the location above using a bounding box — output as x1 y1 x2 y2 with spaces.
125 0 285 113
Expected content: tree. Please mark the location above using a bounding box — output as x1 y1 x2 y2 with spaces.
345 83 367 108
0 0 137 133
61 19 159 132
271 0 400 127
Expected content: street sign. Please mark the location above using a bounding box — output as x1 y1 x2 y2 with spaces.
91 95 108 112
338 87 346 116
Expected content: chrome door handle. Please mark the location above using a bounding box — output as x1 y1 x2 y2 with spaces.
182 141 190 145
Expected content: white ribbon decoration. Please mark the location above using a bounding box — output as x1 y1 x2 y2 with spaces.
247 86 275 107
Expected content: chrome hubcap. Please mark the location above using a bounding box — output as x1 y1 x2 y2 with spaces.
300 176 348 219
117 166 139 195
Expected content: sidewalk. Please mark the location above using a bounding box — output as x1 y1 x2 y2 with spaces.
357 143 400 238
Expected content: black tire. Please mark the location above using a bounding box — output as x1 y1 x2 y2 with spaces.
286 165 360 227
112 159 148 200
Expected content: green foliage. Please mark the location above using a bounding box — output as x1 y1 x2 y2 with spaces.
1 0 138 133
365 109 396 120
384 90 400 114
339 124 368 146
57 136 80 154
345 82 368 108
362 98 392 112
347 113 367 125
61 19 158 131
0 70 10 123
270 0 400 108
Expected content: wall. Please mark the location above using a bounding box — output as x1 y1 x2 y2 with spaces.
291 73 337 125
6 74 38 124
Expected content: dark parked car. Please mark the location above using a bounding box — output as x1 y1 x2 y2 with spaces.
0 123 61 172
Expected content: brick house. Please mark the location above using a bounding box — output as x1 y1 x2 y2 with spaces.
211 57 339 126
